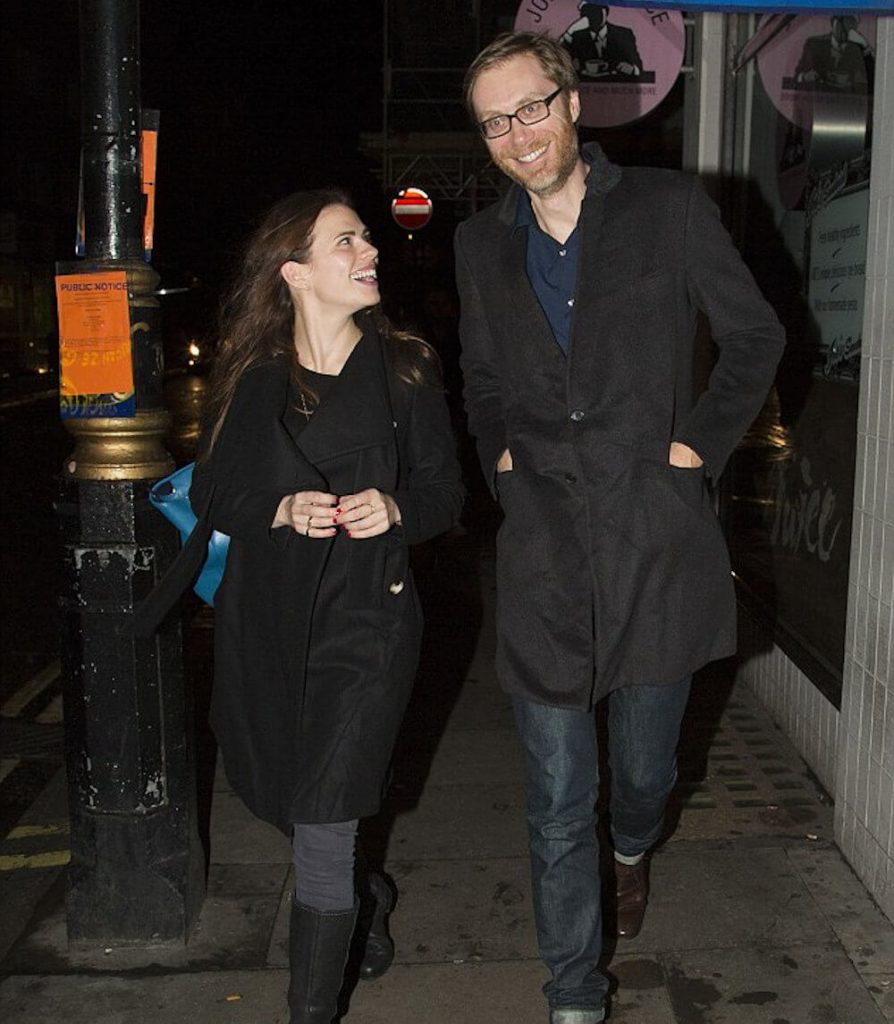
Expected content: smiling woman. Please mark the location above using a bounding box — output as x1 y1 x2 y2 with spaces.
136 189 464 1024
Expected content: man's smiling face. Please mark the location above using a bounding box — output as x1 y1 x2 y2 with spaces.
472 52 581 199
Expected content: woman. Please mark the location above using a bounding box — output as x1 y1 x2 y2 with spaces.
138 190 463 1022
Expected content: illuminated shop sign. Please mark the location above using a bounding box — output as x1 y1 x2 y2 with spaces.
515 2 685 128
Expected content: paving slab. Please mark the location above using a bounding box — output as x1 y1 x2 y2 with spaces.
268 856 538 968
380 782 529 861
343 961 554 1024
786 843 894 975
393 724 523 788
4 891 283 974
0 970 292 1024
625 841 836 954
663 945 889 1023
208 790 291 864
206 862 290 899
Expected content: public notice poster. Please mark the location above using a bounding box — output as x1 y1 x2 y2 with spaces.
55 270 135 418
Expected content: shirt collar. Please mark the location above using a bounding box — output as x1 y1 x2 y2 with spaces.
512 146 599 233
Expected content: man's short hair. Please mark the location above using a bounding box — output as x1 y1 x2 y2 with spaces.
463 31 578 118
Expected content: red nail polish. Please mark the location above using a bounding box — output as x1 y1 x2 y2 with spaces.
346 530 352 537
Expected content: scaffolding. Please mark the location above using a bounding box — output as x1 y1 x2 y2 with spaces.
360 0 512 213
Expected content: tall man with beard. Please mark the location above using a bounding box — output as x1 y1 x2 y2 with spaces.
455 32 784 1024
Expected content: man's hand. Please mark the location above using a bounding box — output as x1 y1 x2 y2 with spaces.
496 448 514 473
668 441 703 469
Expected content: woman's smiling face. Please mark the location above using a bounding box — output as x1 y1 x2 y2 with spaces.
290 203 380 313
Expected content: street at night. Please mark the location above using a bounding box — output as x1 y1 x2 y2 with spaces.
3 1 894 1022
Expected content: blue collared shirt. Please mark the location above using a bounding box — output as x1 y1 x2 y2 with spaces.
514 152 598 356
516 197 579 356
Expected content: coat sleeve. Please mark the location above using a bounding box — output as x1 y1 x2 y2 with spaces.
390 371 465 547
455 221 508 498
199 363 308 549
672 176 785 480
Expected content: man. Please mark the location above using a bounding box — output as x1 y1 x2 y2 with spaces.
795 14 874 91
455 32 784 1024
561 3 642 80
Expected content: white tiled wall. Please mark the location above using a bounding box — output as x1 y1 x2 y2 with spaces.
737 607 839 794
834 16 894 922
738 19 894 923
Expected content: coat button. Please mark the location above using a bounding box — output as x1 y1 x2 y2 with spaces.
564 472 577 484
570 409 585 422
388 580 405 595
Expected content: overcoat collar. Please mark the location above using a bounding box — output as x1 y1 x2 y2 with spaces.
281 316 395 467
493 142 622 228
492 142 622 362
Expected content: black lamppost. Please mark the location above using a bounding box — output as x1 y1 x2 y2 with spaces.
58 0 204 945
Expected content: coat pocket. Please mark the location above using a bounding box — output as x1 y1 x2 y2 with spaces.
665 463 707 510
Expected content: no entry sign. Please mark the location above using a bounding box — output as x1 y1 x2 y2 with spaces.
391 187 433 232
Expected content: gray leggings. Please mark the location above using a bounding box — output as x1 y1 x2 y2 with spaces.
291 820 358 911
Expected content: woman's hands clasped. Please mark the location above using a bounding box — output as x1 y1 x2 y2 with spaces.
272 488 400 539
335 489 400 538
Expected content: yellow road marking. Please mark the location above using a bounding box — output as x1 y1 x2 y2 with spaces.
6 823 70 841
0 850 71 870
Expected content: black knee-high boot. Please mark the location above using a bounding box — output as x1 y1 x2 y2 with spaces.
353 847 396 980
288 900 358 1024
357 871 395 980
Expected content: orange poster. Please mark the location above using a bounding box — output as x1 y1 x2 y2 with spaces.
141 114 159 257
55 271 134 397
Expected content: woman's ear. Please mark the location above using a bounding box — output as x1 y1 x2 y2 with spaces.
280 260 310 289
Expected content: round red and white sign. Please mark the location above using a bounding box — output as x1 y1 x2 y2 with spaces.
514 2 685 129
391 188 433 232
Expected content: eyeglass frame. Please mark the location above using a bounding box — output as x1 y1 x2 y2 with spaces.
476 87 566 140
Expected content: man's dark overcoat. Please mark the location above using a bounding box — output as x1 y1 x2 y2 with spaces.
455 144 785 710
137 319 463 831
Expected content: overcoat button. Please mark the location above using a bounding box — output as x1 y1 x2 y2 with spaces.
570 409 585 422
388 580 405 595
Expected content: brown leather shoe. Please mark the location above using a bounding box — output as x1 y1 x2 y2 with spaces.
615 858 648 939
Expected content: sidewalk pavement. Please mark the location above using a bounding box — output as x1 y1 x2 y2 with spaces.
1 537 893 1024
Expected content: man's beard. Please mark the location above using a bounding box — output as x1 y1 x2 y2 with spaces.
495 120 580 198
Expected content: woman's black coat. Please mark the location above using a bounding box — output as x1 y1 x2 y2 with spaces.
137 322 464 832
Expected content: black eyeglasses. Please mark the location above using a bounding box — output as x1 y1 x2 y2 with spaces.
477 87 564 140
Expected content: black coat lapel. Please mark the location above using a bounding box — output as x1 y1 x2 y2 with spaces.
283 324 394 467
499 220 561 357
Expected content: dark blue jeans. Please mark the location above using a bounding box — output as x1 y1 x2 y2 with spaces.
512 678 692 1015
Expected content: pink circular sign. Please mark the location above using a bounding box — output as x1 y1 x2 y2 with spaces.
514 1 685 129
757 14 876 130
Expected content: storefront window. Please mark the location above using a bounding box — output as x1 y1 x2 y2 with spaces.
724 13 876 706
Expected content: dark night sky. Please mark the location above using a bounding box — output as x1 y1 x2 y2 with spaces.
9 0 680 337
140 1 388 279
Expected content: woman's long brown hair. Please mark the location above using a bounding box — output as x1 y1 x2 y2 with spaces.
200 189 439 459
